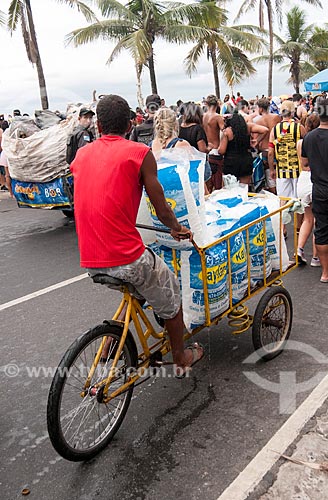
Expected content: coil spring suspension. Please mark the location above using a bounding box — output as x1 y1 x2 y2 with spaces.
271 279 283 287
228 305 253 334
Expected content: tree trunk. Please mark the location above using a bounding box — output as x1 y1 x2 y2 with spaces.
210 48 220 98
135 62 144 109
148 51 158 95
294 58 300 93
266 0 274 98
25 0 49 109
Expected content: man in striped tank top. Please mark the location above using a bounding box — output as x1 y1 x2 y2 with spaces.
268 100 305 198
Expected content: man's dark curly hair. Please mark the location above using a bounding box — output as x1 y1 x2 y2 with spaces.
224 111 249 150
96 94 130 135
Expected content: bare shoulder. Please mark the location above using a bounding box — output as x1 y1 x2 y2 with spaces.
175 139 191 149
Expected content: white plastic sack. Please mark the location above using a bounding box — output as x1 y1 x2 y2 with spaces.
136 193 157 245
209 179 248 206
181 245 229 332
251 192 289 271
145 147 206 248
2 118 75 182
204 204 248 304
205 197 272 285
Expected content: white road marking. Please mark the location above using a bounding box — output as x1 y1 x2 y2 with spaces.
217 372 328 500
0 274 88 312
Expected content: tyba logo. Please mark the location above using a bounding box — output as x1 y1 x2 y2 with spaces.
253 228 264 247
199 263 227 284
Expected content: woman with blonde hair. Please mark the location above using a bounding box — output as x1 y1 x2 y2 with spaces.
152 107 211 188
151 107 189 154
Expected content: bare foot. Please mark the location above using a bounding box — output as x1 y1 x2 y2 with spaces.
174 343 204 378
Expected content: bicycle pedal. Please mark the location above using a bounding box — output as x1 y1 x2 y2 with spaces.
149 351 163 367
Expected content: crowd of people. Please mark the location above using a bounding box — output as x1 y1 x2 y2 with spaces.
124 91 328 283
1 90 328 374
1 89 328 284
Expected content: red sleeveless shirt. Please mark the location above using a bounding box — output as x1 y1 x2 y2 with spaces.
71 135 149 267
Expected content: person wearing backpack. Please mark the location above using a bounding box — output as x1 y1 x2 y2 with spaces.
66 108 95 164
129 94 161 146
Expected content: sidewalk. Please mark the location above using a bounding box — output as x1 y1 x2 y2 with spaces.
258 400 328 500
218 373 328 500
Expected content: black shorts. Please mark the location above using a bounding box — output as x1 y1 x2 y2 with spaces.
312 188 328 245
223 153 253 179
208 154 223 175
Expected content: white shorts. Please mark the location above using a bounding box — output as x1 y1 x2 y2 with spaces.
297 171 312 206
276 178 298 198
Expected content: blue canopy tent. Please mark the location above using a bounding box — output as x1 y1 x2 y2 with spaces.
304 69 328 92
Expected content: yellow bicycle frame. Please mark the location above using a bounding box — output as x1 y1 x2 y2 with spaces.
82 197 298 402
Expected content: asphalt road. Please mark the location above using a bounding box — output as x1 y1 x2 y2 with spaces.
1 193 328 500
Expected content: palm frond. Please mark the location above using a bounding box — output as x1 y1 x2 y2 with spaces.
298 60 322 80
231 24 267 37
8 0 23 31
163 2 227 29
184 40 205 76
214 38 235 82
65 19 135 46
234 0 258 23
0 9 6 26
274 0 283 27
221 26 266 53
309 26 328 47
299 0 322 6
55 0 98 23
93 0 140 22
107 29 152 65
227 46 256 85
162 24 214 44
279 63 291 73
309 47 328 63
252 54 284 64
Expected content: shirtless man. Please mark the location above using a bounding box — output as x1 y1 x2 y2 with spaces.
253 98 281 192
238 99 252 123
293 93 308 123
203 94 224 191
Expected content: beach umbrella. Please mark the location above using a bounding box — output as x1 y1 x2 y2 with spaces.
304 69 328 92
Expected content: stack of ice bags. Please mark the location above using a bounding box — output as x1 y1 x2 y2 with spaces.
137 149 289 331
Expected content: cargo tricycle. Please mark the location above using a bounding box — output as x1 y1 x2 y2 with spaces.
46 197 298 461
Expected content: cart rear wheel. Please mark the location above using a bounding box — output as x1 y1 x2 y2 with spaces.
252 286 292 361
62 209 74 219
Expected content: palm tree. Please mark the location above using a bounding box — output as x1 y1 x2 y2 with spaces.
309 25 328 72
7 0 95 109
235 0 322 97
184 4 265 98
65 0 226 95
253 7 328 93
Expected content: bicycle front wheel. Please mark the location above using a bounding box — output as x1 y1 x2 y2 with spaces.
47 324 137 461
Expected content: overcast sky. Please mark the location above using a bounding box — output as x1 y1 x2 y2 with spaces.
0 0 325 115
